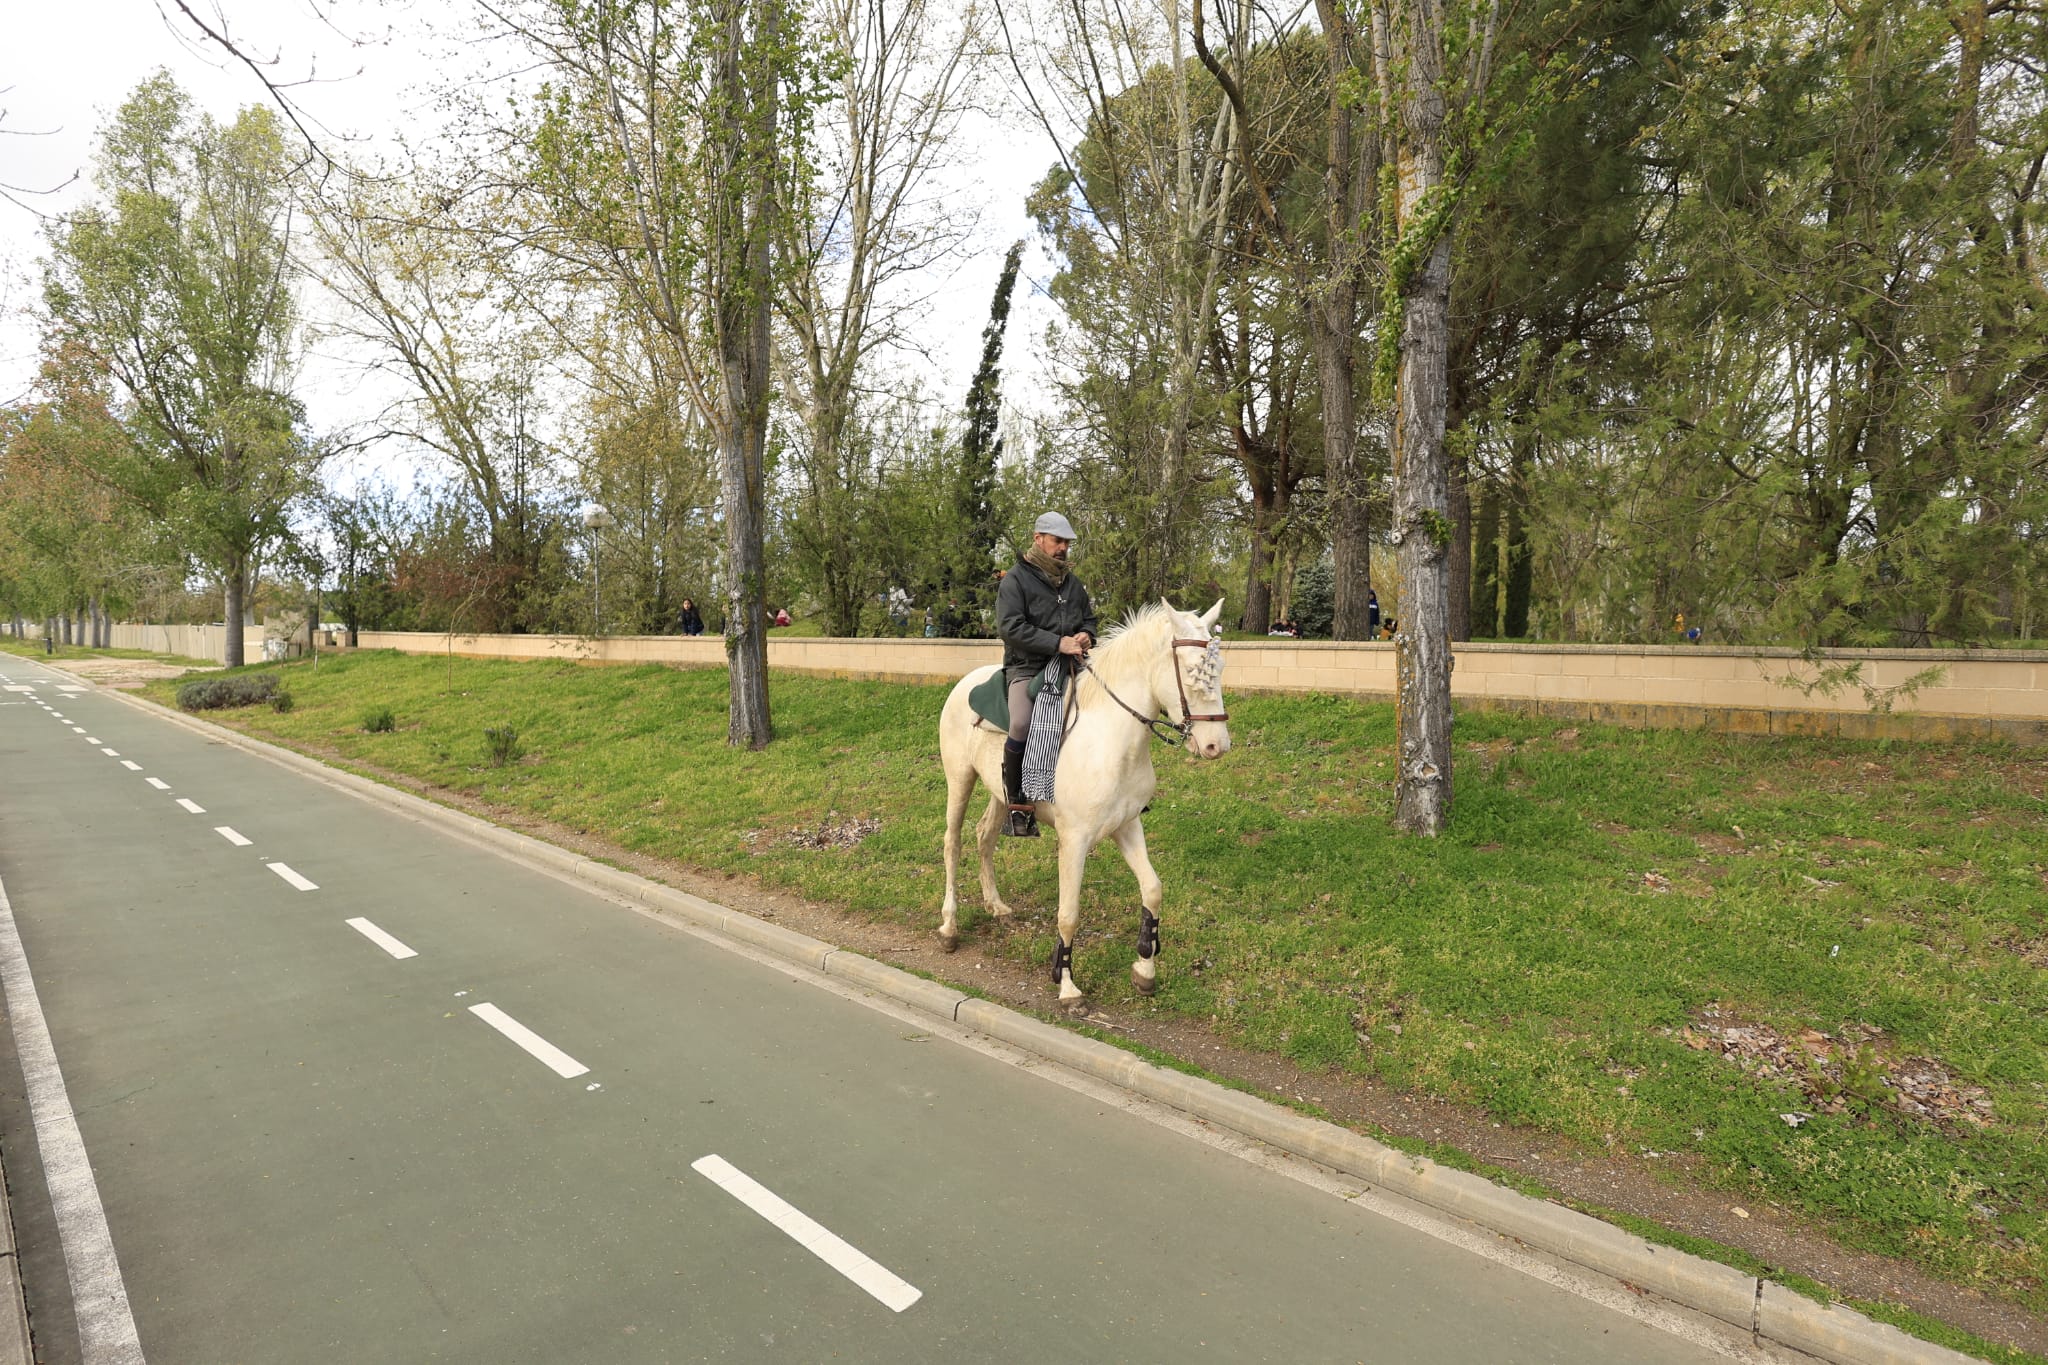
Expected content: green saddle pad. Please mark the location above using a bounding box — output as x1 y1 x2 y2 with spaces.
968 668 1045 731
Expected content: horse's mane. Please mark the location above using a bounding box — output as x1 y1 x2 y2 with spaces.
1078 601 1180 701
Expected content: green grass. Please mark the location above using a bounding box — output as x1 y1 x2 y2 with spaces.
0 637 219 668
141 649 2048 1321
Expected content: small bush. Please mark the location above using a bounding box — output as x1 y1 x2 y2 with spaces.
177 674 284 712
483 725 522 767
269 690 295 714
361 705 396 733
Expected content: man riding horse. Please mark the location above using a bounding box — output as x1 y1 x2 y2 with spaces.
995 511 1098 838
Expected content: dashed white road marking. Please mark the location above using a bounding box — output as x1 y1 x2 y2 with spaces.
99 748 119 757
71 727 85 734
175 798 205 814
266 862 317 892
691 1155 922 1313
144 778 171 791
467 1003 588 1078
1 685 31 692
84 737 101 745
346 918 418 960
0 873 147 1364
119 761 142 771
214 827 251 847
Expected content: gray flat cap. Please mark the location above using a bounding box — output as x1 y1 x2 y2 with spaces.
1033 512 1078 540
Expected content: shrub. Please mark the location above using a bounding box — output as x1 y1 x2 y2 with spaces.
177 673 284 712
483 725 522 767
361 705 396 733
269 690 295 714
1292 556 1335 638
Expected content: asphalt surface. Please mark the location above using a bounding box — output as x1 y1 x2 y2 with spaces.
0 658 1757 1363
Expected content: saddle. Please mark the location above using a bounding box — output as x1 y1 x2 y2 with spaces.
967 667 1046 732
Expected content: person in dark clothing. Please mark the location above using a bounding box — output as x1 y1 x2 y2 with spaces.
994 512 1098 837
676 598 705 636
1366 588 1381 636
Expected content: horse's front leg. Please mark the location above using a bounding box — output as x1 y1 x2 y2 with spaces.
1051 826 1094 1012
1109 817 1165 996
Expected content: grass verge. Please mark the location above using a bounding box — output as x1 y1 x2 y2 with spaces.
141 649 2048 1330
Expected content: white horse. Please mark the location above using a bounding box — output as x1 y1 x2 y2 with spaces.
937 598 1232 1010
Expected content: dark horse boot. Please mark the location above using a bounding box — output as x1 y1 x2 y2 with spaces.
1002 739 1038 837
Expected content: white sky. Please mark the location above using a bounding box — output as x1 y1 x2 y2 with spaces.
0 0 1061 480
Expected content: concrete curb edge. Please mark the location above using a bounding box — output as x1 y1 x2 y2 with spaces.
87 676 1976 1365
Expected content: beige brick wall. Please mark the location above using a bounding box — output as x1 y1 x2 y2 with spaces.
341 631 2048 739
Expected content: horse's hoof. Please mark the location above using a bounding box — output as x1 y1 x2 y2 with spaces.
938 929 958 953
1061 994 1090 1016
987 901 1014 921
1131 967 1157 996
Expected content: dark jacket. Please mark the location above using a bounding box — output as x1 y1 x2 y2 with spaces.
996 557 1099 677
677 605 705 636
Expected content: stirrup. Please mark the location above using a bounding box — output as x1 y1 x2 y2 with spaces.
1006 804 1040 838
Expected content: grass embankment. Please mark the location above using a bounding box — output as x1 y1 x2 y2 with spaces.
0 638 218 668
145 649 2048 1321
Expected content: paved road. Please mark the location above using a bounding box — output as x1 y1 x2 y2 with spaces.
0 658 1757 1364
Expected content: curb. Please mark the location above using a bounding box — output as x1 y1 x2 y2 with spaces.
0 1150 29 1365
84 673 1978 1365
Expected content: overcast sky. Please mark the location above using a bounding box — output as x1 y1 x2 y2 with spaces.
1 0 1058 476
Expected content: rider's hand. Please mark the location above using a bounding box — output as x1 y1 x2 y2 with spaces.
1059 633 1090 657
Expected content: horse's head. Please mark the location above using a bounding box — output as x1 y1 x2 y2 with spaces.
1161 598 1232 759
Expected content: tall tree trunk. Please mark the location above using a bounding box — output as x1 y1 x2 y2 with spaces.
1244 475 1277 633
1448 451 1472 642
1315 0 1377 639
715 0 777 749
224 563 247 668
1470 476 1501 636
1387 7 1455 836
1503 433 1533 636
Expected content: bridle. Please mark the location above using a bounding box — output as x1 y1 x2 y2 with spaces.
1079 636 1229 747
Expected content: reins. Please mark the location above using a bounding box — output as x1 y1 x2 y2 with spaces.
1076 636 1228 747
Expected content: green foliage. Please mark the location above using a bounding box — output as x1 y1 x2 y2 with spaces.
269 689 295 714
40 73 316 663
176 673 284 711
1292 557 1335 637
360 704 396 733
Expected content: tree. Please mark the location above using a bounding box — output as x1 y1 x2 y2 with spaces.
42 74 314 666
512 0 833 747
952 240 1025 631
1366 0 1512 834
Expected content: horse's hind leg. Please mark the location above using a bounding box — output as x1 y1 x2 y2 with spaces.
1110 817 1166 996
975 794 1015 920
938 758 977 952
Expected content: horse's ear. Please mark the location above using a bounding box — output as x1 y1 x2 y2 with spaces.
1159 597 1175 616
1201 598 1223 630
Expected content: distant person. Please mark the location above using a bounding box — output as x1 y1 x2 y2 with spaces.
940 599 962 637
1269 619 1291 636
1380 617 1396 641
1366 588 1381 636
1673 611 1687 636
1686 625 1703 644
676 597 704 636
773 607 792 628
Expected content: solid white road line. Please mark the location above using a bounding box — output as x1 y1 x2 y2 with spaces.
0 874 148 1364
174 799 205 814
120 761 142 771
467 1003 588 1078
214 827 251 847
345 917 418 960
266 862 317 892
144 778 170 791
691 1154 922 1313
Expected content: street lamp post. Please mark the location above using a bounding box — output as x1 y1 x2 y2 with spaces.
582 505 614 634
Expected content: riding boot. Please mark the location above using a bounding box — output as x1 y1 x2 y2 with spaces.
1002 739 1038 837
